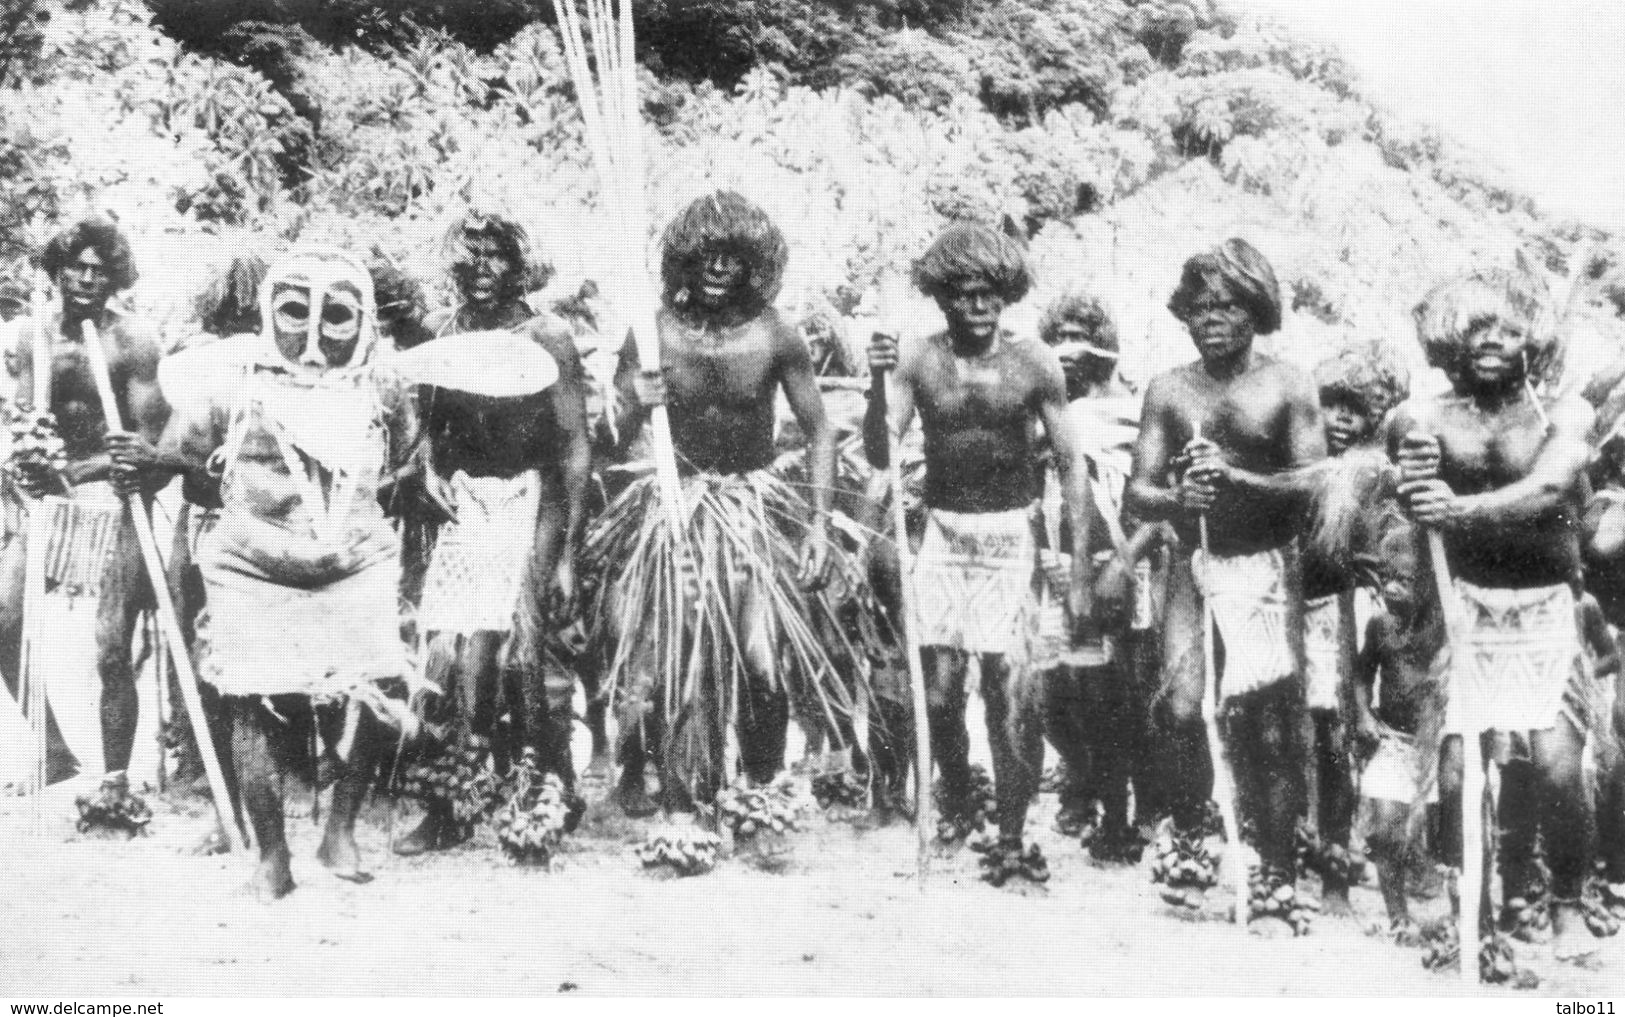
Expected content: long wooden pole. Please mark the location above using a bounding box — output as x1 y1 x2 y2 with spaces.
1193 424 1246 923
23 272 51 832
80 321 242 853
1424 529 1481 983
871 364 933 885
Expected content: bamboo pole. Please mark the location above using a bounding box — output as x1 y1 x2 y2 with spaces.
870 363 933 886
1193 424 1246 923
80 321 242 853
551 0 685 537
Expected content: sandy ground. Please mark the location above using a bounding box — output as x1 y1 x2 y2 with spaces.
3 763 1623 999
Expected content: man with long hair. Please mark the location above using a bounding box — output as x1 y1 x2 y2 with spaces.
1126 238 1325 929
866 223 1093 887
591 190 865 814
1034 292 1162 861
1 218 169 810
1395 265 1601 962
396 212 591 855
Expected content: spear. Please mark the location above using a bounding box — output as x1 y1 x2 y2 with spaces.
870 269 933 887
81 320 243 853
1193 423 1247 923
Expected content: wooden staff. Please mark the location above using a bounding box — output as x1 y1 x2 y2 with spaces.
870 362 933 886
80 320 242 853
23 271 51 831
1422 528 1481 982
1193 423 1247 923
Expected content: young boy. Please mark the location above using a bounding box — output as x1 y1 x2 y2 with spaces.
1351 518 1456 944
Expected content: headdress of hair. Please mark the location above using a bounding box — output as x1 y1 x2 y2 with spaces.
1167 237 1282 335
660 191 788 316
1410 261 1560 387
911 222 1032 305
41 217 139 293
1312 340 1412 421
442 212 552 301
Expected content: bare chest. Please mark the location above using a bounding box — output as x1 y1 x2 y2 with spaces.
1434 406 1547 490
661 324 776 409
1183 377 1287 463
917 352 1033 430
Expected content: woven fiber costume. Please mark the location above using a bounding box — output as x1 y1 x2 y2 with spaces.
415 300 547 639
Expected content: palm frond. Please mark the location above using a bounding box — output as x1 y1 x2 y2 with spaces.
584 470 889 800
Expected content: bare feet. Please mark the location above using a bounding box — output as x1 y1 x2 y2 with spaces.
246 850 296 902
1321 882 1353 919
191 827 231 857
392 810 462 856
614 779 659 819
582 752 613 783
1551 899 1601 964
316 835 374 884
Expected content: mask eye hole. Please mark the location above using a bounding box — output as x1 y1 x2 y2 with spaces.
271 297 308 333
320 298 361 341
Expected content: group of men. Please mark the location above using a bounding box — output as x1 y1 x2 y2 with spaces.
3 200 1623 974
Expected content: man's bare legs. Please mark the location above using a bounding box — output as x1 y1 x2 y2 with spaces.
234 695 380 901
394 631 501 854
1528 722 1594 960
96 521 149 776
980 652 1044 847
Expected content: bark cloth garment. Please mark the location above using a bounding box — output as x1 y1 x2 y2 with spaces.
584 468 874 780
1303 593 1342 711
1192 546 1296 700
417 469 541 635
189 366 412 702
1444 579 1578 738
1361 731 1438 805
1034 395 1144 667
912 506 1037 657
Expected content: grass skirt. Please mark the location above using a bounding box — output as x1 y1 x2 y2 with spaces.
583 469 878 797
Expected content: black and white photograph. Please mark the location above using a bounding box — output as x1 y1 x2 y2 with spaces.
1 0 1623 1000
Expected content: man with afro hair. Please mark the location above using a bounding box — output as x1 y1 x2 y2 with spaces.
591 191 865 814
1 218 171 814
865 222 1095 887
1126 238 1326 929
395 212 592 855
1394 264 1600 963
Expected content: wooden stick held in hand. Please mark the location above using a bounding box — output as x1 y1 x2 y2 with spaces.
82 321 242 854
870 314 933 886
1193 423 1247 923
23 271 50 831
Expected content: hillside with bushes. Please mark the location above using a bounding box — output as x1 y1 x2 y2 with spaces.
3 0 1622 389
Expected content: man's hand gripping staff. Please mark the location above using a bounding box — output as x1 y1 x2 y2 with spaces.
867 322 935 886
1184 424 1248 924
1397 420 1481 983
82 320 244 853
